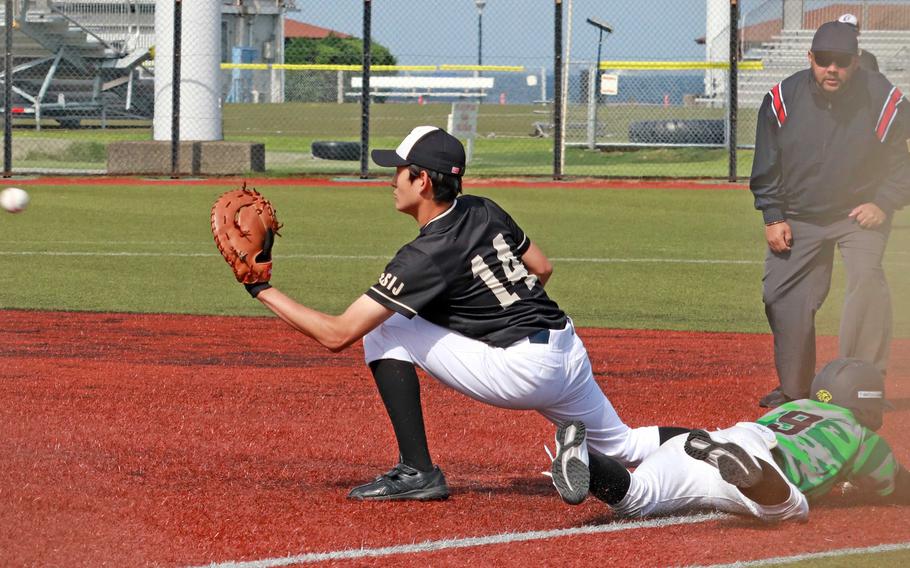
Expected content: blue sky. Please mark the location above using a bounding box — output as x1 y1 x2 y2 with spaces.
288 1 767 68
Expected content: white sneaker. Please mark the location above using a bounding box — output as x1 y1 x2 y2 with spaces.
546 421 590 505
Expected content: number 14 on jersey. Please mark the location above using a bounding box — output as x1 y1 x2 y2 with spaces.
471 234 538 308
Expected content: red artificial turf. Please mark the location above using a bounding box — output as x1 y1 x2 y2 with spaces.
1 310 908 566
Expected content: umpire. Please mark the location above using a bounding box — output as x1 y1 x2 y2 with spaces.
750 21 910 408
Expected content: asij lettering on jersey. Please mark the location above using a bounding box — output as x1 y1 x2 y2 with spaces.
378 272 404 296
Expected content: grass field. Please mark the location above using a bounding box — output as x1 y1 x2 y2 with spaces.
7 102 757 177
2 180 907 337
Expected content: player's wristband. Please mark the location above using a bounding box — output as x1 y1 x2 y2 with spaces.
765 219 787 227
244 282 272 298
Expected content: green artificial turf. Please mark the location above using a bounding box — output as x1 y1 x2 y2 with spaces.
1 182 907 337
7 102 756 178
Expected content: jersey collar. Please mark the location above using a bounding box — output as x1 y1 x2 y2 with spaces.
421 198 458 231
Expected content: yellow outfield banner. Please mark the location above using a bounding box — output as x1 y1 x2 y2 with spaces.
439 64 525 72
221 61 758 72
221 63 356 71
598 60 764 70
222 61 764 72
220 63 525 72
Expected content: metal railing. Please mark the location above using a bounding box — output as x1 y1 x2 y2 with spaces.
50 0 155 54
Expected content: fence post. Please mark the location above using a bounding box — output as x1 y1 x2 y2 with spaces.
3 0 12 177
540 66 547 103
553 0 563 180
171 0 182 179
360 0 371 179
586 65 597 150
727 0 739 182
337 70 344 104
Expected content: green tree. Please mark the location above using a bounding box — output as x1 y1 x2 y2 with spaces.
284 35 396 66
284 35 396 102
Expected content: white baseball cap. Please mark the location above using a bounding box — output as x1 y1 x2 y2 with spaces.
371 126 466 176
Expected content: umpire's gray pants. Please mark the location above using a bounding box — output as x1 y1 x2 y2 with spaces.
763 217 891 399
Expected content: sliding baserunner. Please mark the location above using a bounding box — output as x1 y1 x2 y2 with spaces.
555 358 909 521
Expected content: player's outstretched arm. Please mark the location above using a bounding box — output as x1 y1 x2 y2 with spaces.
520 242 553 286
255 289 394 352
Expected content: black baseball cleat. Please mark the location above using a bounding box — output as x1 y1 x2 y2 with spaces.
684 429 764 489
758 387 795 408
347 463 449 501
546 421 590 505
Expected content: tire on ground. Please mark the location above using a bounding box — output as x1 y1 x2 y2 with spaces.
628 119 725 145
311 141 361 161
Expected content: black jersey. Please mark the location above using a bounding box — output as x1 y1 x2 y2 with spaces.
365 195 567 347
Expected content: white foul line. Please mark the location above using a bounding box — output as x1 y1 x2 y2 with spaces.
0 251 387 259
188 513 727 568
688 541 910 568
0 250 764 264
554 256 761 265
2 251 908 267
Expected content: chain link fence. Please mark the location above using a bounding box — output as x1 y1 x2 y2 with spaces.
2 1 910 178
561 0 729 177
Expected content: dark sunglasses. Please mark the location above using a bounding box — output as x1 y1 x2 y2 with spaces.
813 51 854 68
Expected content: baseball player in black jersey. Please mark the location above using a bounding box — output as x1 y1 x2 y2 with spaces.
245 126 685 501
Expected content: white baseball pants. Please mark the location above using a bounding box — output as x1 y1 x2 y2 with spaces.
610 422 809 522
363 313 659 467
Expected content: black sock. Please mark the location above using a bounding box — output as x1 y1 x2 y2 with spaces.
368 359 433 472
658 426 690 444
588 451 631 505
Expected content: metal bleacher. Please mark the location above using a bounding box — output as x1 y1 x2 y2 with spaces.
739 28 910 107
0 0 155 128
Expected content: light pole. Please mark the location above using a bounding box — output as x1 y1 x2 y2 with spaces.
475 0 486 67
585 17 612 149
586 17 612 103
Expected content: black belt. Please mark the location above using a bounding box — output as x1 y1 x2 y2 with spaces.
527 329 551 344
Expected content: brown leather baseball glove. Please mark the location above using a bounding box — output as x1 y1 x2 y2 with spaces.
211 184 282 285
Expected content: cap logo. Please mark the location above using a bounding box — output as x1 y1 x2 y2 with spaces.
815 389 833 403
857 390 884 400
838 13 858 26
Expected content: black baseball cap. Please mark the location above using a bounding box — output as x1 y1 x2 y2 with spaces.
810 358 893 411
371 126 466 176
811 21 859 55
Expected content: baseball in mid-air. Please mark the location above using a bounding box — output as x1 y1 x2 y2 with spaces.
1 187 29 213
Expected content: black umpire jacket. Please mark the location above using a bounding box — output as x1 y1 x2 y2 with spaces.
750 67 910 225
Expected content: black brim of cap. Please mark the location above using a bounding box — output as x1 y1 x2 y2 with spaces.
371 149 410 167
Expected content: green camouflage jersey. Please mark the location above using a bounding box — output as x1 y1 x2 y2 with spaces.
756 399 899 501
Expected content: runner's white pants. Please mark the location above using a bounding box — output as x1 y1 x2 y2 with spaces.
363 314 659 467
611 422 809 522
